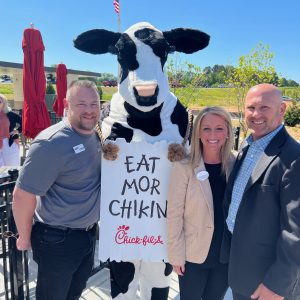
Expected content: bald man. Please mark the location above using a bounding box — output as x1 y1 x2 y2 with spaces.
221 84 300 300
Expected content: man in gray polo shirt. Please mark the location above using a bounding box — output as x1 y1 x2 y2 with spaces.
12 80 102 300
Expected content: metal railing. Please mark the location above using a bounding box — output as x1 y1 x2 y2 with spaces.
0 177 108 300
0 181 30 300
234 126 241 151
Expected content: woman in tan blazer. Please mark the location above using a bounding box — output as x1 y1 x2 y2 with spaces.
167 106 236 300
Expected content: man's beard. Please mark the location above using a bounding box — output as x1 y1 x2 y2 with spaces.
78 114 97 131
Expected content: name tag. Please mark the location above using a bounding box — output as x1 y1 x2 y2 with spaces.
73 144 85 154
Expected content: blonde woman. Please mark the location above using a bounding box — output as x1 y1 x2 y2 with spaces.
0 94 22 166
167 106 236 300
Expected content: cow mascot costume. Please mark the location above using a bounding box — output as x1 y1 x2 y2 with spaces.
74 22 209 300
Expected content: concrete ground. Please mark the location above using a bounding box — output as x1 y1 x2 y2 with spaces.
0 241 233 300
1 147 233 299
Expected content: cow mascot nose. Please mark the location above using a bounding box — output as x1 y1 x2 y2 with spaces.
133 84 158 106
134 85 157 97
74 22 210 300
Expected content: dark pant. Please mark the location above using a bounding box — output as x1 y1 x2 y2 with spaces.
232 290 292 300
232 292 252 300
31 222 97 300
178 261 229 300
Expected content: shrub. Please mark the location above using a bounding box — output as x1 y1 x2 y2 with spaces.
285 101 300 127
97 85 103 100
46 83 56 94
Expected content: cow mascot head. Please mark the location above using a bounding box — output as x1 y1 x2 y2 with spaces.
74 22 209 160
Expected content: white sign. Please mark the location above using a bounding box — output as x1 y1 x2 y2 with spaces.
99 139 172 262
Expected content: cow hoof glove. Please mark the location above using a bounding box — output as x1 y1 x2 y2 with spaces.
103 143 119 161
168 143 186 162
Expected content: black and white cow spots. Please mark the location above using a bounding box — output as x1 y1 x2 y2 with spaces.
74 22 210 144
74 22 210 300
110 260 172 299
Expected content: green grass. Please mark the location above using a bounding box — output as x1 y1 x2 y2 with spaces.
171 87 236 108
100 86 299 108
0 83 14 100
1 83 299 139
1 83 298 109
101 86 117 101
99 86 236 107
280 87 300 99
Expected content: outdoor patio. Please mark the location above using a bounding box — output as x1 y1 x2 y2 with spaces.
0 165 233 300
0 239 233 300
0 241 179 300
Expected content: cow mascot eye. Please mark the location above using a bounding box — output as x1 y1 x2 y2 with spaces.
115 33 139 73
74 21 210 300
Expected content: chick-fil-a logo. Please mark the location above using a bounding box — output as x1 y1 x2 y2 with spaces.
115 225 163 246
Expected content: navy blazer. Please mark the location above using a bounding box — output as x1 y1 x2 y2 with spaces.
221 127 300 298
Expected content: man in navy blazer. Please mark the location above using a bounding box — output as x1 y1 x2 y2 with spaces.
222 84 300 300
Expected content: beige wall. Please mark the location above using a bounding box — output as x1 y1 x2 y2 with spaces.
67 74 79 87
13 73 24 109
7 72 79 109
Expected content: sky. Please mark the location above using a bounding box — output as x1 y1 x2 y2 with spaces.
1 0 299 82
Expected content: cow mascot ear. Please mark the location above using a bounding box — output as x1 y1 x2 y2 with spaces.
162 28 210 161
163 28 210 54
74 29 121 55
74 30 122 161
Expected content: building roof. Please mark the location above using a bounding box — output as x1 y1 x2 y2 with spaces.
0 61 101 77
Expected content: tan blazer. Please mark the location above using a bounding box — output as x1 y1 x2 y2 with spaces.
167 153 236 266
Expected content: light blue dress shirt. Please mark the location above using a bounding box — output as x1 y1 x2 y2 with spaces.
226 125 283 233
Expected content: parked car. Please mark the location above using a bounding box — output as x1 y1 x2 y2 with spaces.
282 96 293 101
169 80 184 88
0 75 13 83
102 80 117 87
0 79 13 83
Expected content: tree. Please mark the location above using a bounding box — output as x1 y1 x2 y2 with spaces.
166 54 203 107
278 77 289 87
287 79 299 87
46 83 56 94
98 73 117 83
227 43 277 136
285 101 300 127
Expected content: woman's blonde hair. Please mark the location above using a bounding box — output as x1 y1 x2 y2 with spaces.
189 106 234 174
0 94 10 113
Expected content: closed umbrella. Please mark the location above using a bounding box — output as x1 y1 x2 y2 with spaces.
22 26 50 138
53 63 67 117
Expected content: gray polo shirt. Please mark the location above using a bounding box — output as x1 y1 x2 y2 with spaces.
17 120 101 228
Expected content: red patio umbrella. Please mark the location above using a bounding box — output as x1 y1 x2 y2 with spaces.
53 63 67 117
22 27 51 138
